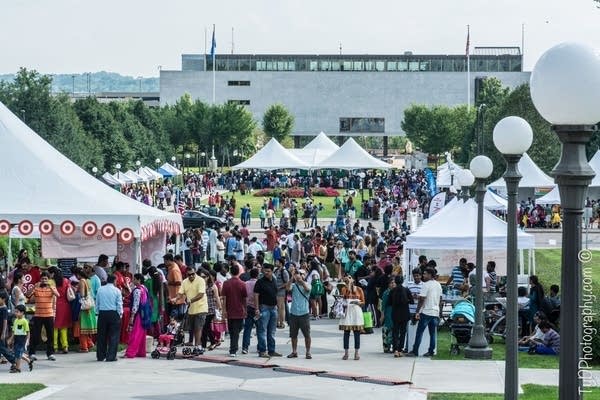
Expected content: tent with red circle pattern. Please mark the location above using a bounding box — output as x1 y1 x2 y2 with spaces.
0 101 182 258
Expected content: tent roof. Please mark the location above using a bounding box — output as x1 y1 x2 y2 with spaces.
114 171 136 184
289 148 336 166
0 101 182 239
484 190 508 211
102 172 125 186
140 166 163 180
405 199 534 250
588 150 600 187
303 132 339 153
536 186 561 205
232 138 310 170
488 153 555 189
316 138 391 170
124 170 147 183
158 162 182 177
436 163 464 188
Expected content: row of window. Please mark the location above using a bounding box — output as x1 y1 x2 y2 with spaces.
206 57 521 73
228 99 250 105
228 80 251 86
340 117 385 133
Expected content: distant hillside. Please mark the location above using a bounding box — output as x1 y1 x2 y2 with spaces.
0 71 159 93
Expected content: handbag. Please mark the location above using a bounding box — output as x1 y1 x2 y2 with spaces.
66 286 76 302
333 298 347 319
80 295 94 311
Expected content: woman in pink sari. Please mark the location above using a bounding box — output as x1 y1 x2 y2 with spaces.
125 273 149 358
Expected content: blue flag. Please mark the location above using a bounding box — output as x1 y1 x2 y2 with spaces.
210 25 216 58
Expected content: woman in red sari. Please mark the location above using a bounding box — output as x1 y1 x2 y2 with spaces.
125 273 150 358
114 262 132 344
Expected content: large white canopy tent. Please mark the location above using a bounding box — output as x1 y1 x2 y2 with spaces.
289 132 340 166
316 138 391 170
404 199 535 279
137 166 163 181
114 171 136 185
232 138 310 170
536 186 561 205
124 170 148 184
436 162 464 188
484 189 508 211
488 153 555 200
0 101 182 261
102 172 125 186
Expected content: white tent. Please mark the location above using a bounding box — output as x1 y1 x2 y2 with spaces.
290 133 339 166
232 138 310 170
124 170 148 184
139 166 163 181
316 138 391 170
405 199 535 250
588 150 600 188
114 171 136 185
0 101 182 241
436 162 464 188
304 132 340 152
102 172 125 186
488 153 555 190
536 186 561 205
158 163 182 177
484 190 508 211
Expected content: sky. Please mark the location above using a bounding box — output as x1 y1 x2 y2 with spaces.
2 0 599 77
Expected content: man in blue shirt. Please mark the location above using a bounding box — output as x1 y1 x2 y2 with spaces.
95 274 123 362
285 266 312 359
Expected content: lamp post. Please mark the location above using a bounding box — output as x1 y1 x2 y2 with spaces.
92 166 98 179
185 153 191 174
171 156 176 166
464 155 494 360
458 169 475 201
115 163 121 174
493 116 533 400
200 152 206 171
530 42 600 400
155 158 160 169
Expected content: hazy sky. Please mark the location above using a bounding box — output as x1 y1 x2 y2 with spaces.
2 0 599 77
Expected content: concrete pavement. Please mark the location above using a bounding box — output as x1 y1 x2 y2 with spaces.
3 318 599 399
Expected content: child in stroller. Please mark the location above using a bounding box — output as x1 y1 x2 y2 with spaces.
449 300 475 355
151 315 182 360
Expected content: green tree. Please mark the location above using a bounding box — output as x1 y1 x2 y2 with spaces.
262 103 294 142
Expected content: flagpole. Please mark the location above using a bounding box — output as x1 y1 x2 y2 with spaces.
204 26 207 72
521 23 525 69
212 24 216 104
466 25 471 107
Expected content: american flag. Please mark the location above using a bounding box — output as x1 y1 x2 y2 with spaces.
465 25 470 57
177 199 186 214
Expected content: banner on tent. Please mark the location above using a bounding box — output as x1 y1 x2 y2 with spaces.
428 192 447 218
142 233 166 267
42 228 116 258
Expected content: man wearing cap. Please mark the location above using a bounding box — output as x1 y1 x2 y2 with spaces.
285 266 312 359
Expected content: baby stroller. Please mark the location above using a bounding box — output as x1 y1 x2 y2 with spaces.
449 300 475 356
151 317 184 360
328 294 345 319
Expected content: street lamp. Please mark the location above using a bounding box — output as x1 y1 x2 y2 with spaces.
530 42 600 400
185 153 191 174
115 163 121 173
493 116 533 400
464 155 494 360
92 166 98 179
135 160 141 168
457 169 475 201
200 152 206 171
155 158 160 169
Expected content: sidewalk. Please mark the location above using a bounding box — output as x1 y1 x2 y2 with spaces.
2 318 597 400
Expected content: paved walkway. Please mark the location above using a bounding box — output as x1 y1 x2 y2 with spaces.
2 318 598 399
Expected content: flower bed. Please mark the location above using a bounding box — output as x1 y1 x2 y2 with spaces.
253 187 340 198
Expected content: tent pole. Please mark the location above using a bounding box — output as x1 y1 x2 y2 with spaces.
134 238 141 273
7 236 13 270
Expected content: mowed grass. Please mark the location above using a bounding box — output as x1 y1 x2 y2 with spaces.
209 191 344 219
428 384 600 400
0 384 45 400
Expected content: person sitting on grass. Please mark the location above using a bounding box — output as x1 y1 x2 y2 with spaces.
518 311 548 350
529 321 560 355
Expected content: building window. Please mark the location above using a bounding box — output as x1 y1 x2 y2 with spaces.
228 80 251 86
228 100 251 105
339 117 385 133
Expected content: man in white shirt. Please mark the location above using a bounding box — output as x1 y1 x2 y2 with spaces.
407 267 442 357
468 265 490 292
248 237 264 258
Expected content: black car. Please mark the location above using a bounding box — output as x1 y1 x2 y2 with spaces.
182 210 228 229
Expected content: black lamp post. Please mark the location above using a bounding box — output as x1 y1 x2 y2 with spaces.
530 42 600 400
493 116 533 400
458 169 475 202
464 155 494 360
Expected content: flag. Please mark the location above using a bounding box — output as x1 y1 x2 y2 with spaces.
210 25 216 58
177 199 186 215
465 25 470 57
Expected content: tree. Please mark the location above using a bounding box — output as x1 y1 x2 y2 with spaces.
262 103 294 142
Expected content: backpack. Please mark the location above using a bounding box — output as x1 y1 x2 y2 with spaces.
310 275 325 297
132 286 153 330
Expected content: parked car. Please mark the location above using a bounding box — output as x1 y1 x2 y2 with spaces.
182 210 228 229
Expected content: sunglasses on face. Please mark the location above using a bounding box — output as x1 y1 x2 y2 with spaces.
187 273 196 277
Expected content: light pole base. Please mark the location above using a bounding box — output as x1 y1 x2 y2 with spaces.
464 346 493 359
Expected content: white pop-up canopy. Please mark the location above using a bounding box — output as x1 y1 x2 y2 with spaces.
139 166 163 181
124 170 148 183
488 153 555 190
289 132 340 166
232 138 310 170
0 101 182 241
436 162 464 188
484 190 508 211
316 138 391 170
536 186 561 205
102 172 125 186
114 171 135 185
405 199 534 250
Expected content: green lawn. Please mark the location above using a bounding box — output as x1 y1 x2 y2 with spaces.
208 192 343 219
428 384 600 400
0 384 45 400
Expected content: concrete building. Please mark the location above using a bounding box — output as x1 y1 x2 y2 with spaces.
160 47 530 153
